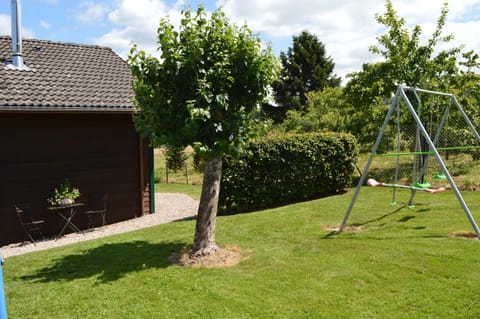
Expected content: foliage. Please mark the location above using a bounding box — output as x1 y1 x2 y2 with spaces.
277 86 388 151
129 6 278 159
346 0 459 103
269 31 340 120
370 0 458 88
6 188 480 318
448 50 480 121
279 87 349 134
219 132 357 214
343 0 466 148
47 179 80 206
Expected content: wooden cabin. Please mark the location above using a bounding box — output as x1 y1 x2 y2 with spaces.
0 36 154 245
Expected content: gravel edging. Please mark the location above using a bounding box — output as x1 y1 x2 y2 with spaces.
0 193 199 259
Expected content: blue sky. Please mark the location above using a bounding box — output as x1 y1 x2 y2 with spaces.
1 0 479 81
0 0 218 46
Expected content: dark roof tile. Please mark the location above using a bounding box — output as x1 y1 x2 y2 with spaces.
0 36 134 111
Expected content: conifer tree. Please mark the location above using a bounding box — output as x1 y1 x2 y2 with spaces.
272 31 340 116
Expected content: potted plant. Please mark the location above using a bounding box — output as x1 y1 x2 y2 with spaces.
47 179 81 206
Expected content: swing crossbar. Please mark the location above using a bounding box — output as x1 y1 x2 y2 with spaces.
372 145 480 157
372 151 434 157
404 86 454 97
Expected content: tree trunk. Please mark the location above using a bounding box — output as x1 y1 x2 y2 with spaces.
192 156 222 257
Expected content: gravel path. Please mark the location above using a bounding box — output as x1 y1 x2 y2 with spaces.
0 193 199 259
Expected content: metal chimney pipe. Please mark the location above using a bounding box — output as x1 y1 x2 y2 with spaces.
11 0 25 69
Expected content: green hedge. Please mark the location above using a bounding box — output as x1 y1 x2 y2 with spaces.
219 132 358 214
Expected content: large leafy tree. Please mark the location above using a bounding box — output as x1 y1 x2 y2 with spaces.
344 0 463 146
129 6 277 256
271 31 340 117
451 50 480 116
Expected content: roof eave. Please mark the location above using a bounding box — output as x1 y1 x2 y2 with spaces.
0 105 136 113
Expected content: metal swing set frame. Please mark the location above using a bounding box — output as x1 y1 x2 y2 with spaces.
339 85 480 239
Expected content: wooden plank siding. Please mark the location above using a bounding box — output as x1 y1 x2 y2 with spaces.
0 112 151 245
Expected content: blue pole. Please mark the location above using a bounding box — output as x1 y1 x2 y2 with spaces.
0 254 7 319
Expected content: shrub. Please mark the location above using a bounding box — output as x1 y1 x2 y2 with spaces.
219 132 357 214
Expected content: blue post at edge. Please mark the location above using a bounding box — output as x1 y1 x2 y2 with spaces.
0 255 7 319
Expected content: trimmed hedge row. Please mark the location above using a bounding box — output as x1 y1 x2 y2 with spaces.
219 132 357 214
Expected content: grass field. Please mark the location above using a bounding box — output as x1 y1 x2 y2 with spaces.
154 148 203 185
3 187 480 318
154 148 203 200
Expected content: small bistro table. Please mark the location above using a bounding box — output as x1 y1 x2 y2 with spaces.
47 203 85 239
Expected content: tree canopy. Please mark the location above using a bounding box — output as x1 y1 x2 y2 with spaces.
342 0 469 146
345 0 460 108
271 31 340 117
129 6 277 159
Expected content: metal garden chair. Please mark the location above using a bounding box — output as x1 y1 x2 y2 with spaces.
14 203 45 245
84 192 108 229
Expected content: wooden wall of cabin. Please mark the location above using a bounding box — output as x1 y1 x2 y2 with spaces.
0 112 151 245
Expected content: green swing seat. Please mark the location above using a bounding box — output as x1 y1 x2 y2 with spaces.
432 173 447 180
415 181 431 189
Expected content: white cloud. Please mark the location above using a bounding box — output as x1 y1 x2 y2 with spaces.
74 1 110 24
218 0 480 80
215 0 383 79
0 13 35 38
219 0 384 37
0 14 9 36
40 20 52 30
445 20 480 54
94 0 184 57
95 0 480 81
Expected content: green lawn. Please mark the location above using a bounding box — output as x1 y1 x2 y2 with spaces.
3 187 480 318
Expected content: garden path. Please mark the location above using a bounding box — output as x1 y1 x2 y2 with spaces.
1 193 199 258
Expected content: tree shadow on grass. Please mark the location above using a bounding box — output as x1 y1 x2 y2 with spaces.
322 204 430 239
397 215 416 222
20 240 186 284
353 205 409 227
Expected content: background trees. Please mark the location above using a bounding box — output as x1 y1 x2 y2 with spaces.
343 0 462 146
275 0 480 152
279 87 349 134
267 31 340 121
129 6 277 256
